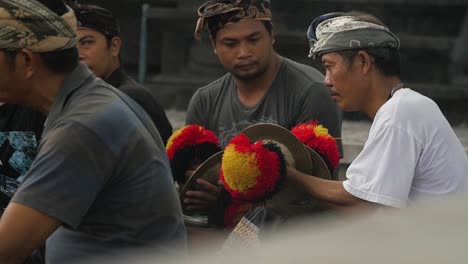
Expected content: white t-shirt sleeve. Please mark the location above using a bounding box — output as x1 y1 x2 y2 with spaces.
343 124 421 208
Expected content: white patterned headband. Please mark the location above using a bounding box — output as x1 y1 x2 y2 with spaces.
0 0 78 52
307 15 400 58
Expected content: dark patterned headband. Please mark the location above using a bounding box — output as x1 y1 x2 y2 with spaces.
0 0 77 52
73 4 120 39
194 0 272 40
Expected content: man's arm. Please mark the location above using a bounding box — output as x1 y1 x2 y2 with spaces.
0 203 61 264
287 167 380 212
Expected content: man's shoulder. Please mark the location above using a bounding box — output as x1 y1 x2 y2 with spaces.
388 89 437 115
60 80 142 128
50 86 156 152
195 73 232 97
274 58 328 98
115 74 150 94
281 58 324 84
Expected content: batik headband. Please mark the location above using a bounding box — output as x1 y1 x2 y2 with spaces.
0 0 78 52
194 0 272 40
307 15 400 58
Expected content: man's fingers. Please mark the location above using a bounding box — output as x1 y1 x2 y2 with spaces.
185 204 209 211
183 197 212 207
185 190 217 201
196 179 222 194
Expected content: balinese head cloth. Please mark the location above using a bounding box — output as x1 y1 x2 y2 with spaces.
195 0 272 40
0 0 77 52
72 3 120 39
307 13 400 58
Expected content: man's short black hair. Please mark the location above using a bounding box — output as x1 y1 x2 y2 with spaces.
35 0 79 74
4 50 17 70
336 47 401 78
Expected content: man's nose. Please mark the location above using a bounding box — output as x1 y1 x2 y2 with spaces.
324 72 332 87
237 42 252 59
77 46 85 61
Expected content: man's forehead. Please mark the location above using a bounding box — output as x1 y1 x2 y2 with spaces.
77 27 104 36
217 20 266 39
321 53 340 63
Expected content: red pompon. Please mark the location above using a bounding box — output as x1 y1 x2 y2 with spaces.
307 135 340 168
166 125 219 160
249 142 281 198
229 133 254 153
291 122 340 169
221 136 282 201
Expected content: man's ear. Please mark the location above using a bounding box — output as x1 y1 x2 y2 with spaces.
110 36 122 57
356 50 372 74
18 49 37 79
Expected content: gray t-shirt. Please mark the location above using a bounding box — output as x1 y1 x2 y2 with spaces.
12 63 186 263
186 58 342 152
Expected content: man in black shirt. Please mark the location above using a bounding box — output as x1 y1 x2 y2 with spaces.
0 104 45 213
72 3 173 144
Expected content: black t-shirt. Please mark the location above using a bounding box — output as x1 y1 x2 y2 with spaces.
105 69 173 145
0 104 45 209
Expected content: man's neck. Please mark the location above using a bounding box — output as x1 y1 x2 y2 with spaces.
103 60 121 80
23 72 67 115
235 54 282 107
363 76 402 120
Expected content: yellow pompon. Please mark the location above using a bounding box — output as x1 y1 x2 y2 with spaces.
313 124 330 137
166 126 186 150
222 145 261 192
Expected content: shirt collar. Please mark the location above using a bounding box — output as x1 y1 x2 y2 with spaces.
44 63 95 130
104 67 125 88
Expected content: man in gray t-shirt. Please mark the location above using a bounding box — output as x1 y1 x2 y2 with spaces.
187 58 341 148
184 0 342 211
0 1 185 263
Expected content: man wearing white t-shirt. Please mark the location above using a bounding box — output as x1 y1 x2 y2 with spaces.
288 12 468 211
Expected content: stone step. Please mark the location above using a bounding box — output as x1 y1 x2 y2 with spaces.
296 0 468 5
275 31 455 52
273 2 467 36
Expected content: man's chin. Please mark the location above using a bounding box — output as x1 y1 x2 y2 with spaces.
232 69 265 81
340 103 360 113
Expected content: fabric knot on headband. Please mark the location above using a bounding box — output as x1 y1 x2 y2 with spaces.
194 0 272 40
0 0 77 52
307 14 400 58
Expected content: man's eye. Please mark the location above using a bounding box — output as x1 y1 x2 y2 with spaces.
82 40 94 46
223 42 236 47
